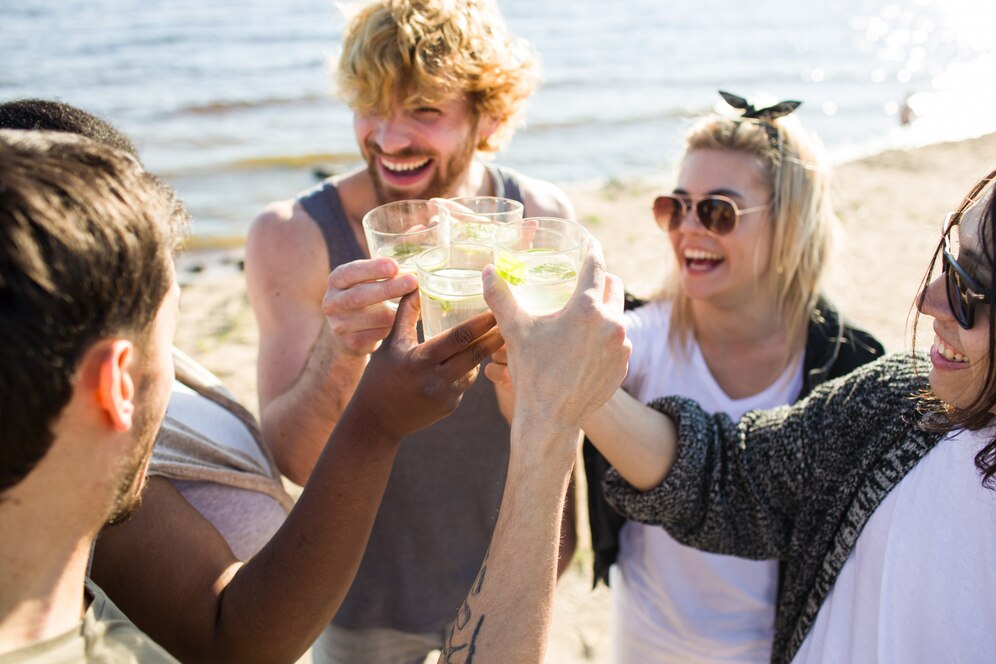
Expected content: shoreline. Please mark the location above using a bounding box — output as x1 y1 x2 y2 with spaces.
177 132 996 354
174 131 996 403
173 126 996 262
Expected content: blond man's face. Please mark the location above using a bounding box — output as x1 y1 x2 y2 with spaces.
354 94 486 204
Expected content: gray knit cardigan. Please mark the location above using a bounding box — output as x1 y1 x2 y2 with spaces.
604 352 947 664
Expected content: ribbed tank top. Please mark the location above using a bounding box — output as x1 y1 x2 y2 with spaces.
297 164 522 632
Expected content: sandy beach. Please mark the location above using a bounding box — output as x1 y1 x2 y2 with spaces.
172 132 996 663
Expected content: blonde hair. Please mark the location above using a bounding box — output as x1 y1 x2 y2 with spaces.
336 0 539 151
661 112 838 347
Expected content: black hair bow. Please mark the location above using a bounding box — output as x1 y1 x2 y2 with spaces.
719 90 802 121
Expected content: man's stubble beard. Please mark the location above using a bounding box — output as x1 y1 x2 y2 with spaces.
367 130 478 206
104 383 165 526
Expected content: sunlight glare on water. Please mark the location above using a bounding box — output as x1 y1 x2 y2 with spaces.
1 0 992 240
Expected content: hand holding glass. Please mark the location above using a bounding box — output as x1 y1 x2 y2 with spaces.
493 217 589 316
362 200 450 310
417 243 491 338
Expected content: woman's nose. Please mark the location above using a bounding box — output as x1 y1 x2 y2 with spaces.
917 272 951 320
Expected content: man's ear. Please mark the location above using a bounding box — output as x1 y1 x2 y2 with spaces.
95 340 136 432
477 114 501 146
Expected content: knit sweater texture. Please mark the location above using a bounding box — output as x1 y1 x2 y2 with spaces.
603 352 945 664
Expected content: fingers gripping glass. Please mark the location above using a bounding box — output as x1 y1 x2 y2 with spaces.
942 212 993 329
653 194 770 236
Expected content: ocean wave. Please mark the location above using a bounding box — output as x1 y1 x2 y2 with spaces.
176 94 330 116
523 106 714 133
154 152 360 179
224 152 359 170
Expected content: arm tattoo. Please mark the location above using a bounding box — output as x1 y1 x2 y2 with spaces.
443 553 489 662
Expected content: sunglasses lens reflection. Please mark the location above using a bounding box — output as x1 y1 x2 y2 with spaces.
696 198 737 235
654 195 739 235
944 256 971 328
654 196 682 231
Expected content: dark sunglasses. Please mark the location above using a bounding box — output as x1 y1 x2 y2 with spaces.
653 194 770 236
941 211 994 330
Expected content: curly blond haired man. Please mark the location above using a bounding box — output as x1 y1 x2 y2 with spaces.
245 1 577 661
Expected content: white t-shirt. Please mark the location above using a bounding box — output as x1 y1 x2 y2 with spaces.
612 299 804 664
794 427 996 663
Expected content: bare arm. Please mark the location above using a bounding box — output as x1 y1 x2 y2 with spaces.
581 388 679 491
93 296 502 664
557 470 578 578
441 239 631 663
499 178 582 578
489 338 679 493
246 201 414 484
440 419 579 664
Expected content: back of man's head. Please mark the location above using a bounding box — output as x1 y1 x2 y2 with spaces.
0 129 186 492
337 0 538 152
0 98 139 158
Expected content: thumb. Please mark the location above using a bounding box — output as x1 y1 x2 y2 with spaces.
482 264 522 330
384 290 421 349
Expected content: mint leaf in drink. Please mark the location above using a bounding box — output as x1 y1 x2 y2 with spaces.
420 287 454 313
458 221 491 242
529 261 576 281
392 243 425 260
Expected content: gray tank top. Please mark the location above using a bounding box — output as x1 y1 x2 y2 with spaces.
297 164 522 633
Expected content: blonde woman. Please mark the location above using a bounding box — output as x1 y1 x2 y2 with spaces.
582 92 884 662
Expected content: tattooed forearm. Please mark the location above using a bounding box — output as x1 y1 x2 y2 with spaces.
443 555 489 662
444 615 485 663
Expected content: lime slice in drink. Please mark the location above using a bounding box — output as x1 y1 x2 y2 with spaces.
496 254 527 286
420 287 455 313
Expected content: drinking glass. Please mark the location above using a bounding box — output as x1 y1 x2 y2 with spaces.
362 199 450 309
416 243 491 337
492 217 589 316
446 196 523 244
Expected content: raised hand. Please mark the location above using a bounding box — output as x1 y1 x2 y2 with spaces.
321 257 417 356
483 238 630 429
349 291 504 440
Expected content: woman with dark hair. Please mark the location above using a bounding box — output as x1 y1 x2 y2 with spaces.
588 167 996 663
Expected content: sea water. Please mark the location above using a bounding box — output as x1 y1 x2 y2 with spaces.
3 0 994 244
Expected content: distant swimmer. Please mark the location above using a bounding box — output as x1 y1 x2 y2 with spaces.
900 92 914 126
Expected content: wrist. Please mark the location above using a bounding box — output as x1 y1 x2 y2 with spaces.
338 392 405 448
513 395 583 435
509 408 581 468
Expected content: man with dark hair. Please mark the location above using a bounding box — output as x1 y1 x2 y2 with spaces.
0 129 184 659
0 98 139 157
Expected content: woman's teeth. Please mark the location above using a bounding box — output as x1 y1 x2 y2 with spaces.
382 156 430 173
684 248 723 261
935 335 968 363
